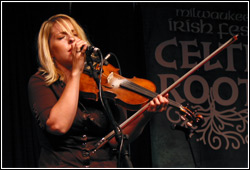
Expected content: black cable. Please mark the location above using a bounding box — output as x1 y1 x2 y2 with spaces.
102 52 129 166
108 52 122 76
93 50 127 167
105 52 134 167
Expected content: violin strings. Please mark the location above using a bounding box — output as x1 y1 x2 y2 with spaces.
109 73 155 97
121 80 157 98
102 72 182 109
121 80 181 108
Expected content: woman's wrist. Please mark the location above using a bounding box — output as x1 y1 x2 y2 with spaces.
70 70 82 79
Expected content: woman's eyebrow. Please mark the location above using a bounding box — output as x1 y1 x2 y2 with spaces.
57 29 76 35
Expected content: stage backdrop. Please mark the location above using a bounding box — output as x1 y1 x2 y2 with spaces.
140 3 248 168
2 2 248 168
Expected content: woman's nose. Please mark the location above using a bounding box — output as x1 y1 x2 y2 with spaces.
69 36 75 43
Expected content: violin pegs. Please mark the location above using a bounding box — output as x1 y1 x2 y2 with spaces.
180 115 186 121
187 121 193 127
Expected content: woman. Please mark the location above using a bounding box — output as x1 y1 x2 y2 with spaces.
28 14 169 168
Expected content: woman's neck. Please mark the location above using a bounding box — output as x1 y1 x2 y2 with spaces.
55 62 72 83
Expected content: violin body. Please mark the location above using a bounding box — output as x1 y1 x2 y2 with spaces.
79 63 156 110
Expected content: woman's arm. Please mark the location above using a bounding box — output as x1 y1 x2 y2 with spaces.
46 73 81 135
46 40 88 135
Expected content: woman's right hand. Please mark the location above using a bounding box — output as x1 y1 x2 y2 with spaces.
71 38 88 76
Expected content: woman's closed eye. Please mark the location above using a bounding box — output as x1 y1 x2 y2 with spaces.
58 36 65 40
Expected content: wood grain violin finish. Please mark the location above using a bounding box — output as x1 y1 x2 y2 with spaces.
80 63 156 111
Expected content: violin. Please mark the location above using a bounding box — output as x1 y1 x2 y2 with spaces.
79 54 203 127
80 63 156 110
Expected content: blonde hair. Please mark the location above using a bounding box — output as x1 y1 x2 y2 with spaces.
37 14 91 85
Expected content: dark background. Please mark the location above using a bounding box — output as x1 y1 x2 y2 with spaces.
2 2 150 168
2 2 249 168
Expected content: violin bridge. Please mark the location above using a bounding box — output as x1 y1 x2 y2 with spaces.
107 72 114 83
107 72 124 88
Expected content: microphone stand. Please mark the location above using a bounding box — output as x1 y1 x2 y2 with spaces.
171 124 199 167
100 90 133 168
86 50 133 168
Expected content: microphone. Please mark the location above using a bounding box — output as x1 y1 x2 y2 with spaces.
80 45 100 55
82 45 101 67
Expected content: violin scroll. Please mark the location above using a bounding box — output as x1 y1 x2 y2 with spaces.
194 114 204 126
179 105 204 127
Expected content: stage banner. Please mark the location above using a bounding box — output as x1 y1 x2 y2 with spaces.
141 3 248 167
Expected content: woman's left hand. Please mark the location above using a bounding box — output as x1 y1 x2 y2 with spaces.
147 94 169 112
